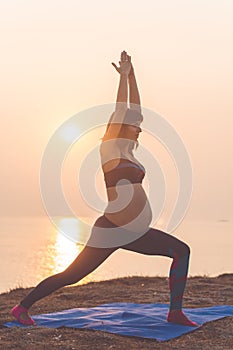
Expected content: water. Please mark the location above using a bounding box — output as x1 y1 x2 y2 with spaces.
0 216 232 294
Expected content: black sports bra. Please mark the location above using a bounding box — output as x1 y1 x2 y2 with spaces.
104 159 146 188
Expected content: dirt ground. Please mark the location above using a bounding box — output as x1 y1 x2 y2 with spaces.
0 274 233 350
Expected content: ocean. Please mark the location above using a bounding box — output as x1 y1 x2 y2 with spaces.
1 216 232 294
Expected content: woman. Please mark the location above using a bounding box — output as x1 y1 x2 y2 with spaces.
11 51 197 327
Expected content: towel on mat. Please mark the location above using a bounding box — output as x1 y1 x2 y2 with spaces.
4 303 233 342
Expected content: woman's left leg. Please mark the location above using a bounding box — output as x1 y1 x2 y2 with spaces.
19 245 117 310
120 227 198 326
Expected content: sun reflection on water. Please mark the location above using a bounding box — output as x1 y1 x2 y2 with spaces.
44 217 95 286
53 231 80 274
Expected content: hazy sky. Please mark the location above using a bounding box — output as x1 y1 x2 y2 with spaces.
1 0 232 221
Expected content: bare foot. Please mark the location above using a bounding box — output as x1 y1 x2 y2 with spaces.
167 309 198 327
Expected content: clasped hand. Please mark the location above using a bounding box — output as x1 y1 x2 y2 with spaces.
112 50 132 76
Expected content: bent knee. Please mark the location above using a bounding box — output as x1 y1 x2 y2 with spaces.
179 242 190 257
172 241 190 258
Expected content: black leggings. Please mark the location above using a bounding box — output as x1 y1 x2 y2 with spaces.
20 215 190 311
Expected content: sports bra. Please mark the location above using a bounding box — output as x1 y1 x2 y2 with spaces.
104 159 146 188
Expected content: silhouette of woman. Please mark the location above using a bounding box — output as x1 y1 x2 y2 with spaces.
11 51 197 327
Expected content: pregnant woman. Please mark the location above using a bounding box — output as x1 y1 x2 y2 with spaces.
11 51 197 327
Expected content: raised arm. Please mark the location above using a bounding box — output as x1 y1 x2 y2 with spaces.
128 55 141 114
115 74 128 104
113 51 130 105
103 51 131 140
101 51 132 169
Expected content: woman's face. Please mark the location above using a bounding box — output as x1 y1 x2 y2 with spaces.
119 124 142 141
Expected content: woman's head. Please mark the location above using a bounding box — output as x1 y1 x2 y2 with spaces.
101 108 143 154
101 122 142 153
117 123 142 141
102 109 143 141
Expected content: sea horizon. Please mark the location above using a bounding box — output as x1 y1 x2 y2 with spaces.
1 216 232 294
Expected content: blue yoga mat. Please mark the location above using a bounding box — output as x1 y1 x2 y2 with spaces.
5 303 233 341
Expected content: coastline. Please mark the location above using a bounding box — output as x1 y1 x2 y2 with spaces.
0 274 233 349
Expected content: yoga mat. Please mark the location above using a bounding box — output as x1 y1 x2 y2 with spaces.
5 303 233 341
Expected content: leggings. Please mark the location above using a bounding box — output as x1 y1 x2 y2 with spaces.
20 215 190 311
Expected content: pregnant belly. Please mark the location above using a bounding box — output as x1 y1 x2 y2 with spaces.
104 183 152 233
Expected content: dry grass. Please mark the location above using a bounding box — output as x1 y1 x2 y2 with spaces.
0 274 233 349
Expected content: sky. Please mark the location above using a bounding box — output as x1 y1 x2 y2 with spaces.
0 0 232 222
